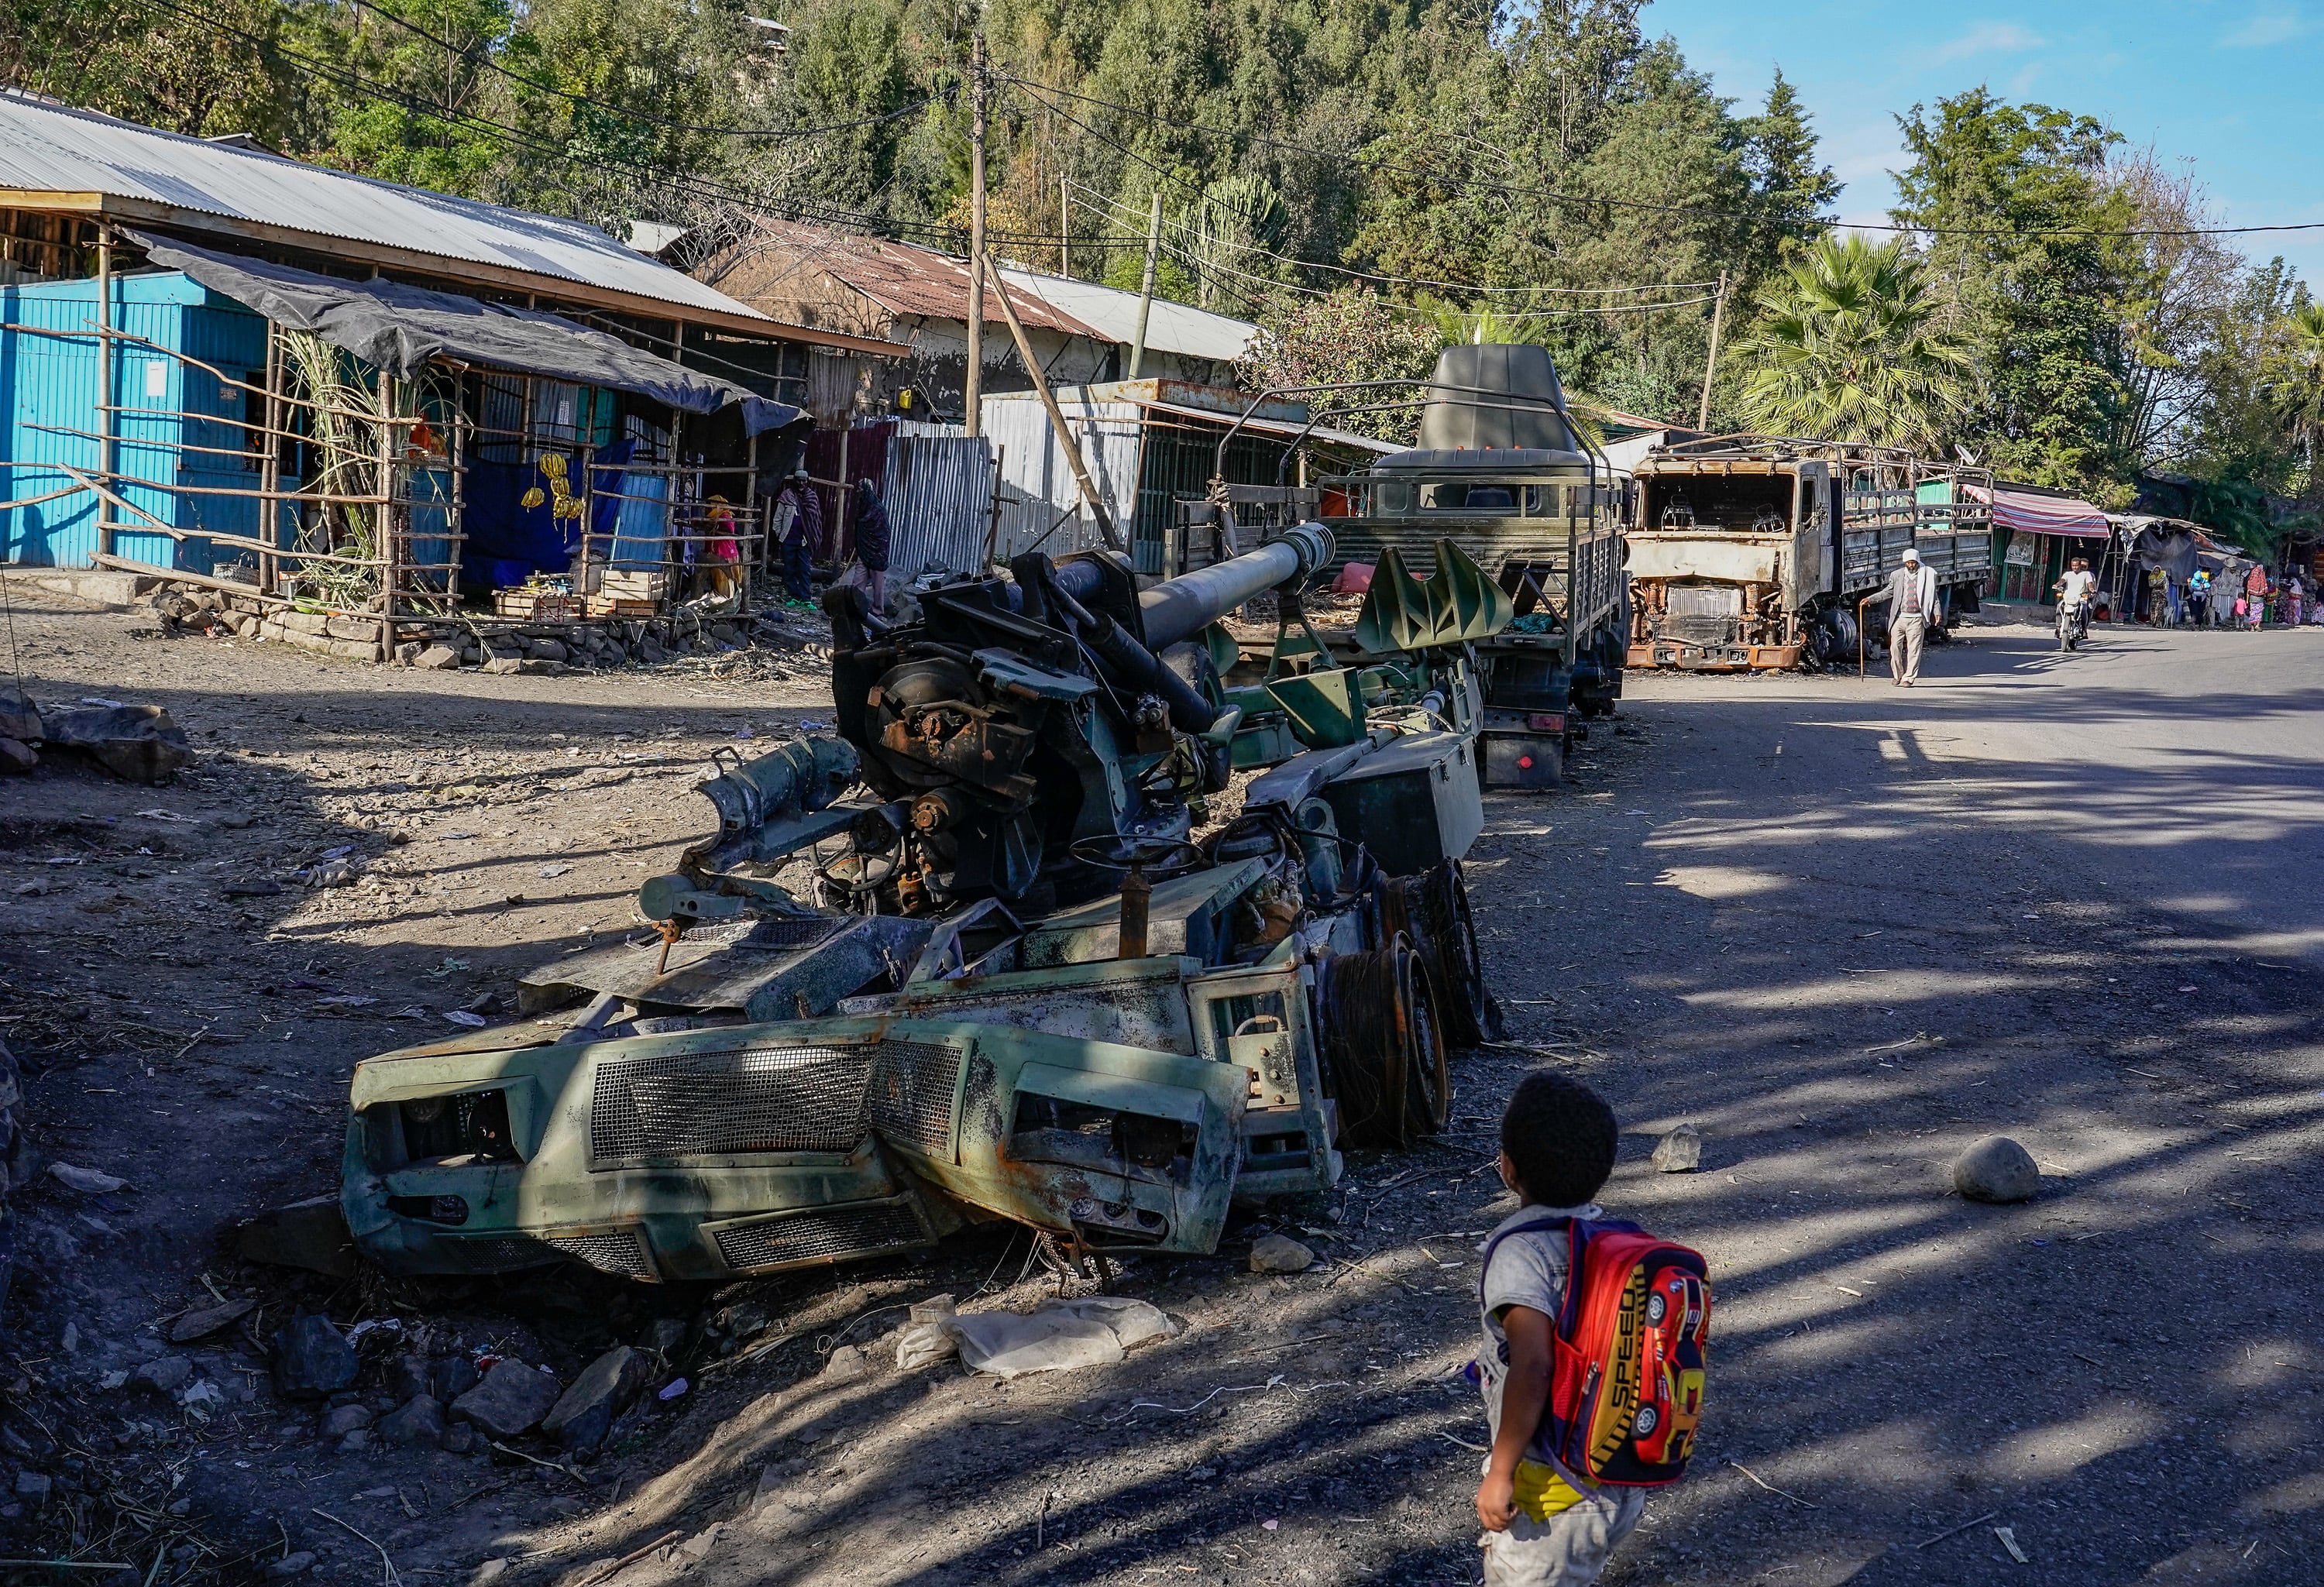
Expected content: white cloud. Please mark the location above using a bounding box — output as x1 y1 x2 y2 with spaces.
2220 9 2308 47
1930 21 2046 64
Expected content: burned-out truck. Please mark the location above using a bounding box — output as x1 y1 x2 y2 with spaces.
342 521 1509 1283
1626 438 1994 670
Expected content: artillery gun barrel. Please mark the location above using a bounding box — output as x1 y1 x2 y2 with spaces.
1134 521 1334 651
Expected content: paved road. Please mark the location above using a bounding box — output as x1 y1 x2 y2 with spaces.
1452 619 2324 1583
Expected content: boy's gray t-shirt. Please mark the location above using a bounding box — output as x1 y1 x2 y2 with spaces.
1477 1201 1603 1448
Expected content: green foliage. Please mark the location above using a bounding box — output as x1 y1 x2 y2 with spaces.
1730 235 1969 450
1236 290 1446 442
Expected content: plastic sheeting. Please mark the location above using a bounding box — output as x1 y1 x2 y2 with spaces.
125 231 806 435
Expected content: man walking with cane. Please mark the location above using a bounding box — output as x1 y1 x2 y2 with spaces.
1865 545 1938 686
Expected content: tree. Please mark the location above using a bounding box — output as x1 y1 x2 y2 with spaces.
1891 89 2129 492
1236 290 1445 442
2266 300 2324 488
1728 234 1969 449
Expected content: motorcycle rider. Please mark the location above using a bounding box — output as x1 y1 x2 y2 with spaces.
2054 557 2097 643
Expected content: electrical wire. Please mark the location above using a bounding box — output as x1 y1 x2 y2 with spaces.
1004 70 2324 242
1071 184 1718 315
1064 173 1717 297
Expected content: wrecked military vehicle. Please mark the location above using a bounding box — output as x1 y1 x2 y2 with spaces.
343 518 1514 1284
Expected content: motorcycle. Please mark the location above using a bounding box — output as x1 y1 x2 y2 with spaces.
2056 597 2089 651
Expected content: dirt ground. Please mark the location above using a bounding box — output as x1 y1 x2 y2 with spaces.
1 587 2319 1586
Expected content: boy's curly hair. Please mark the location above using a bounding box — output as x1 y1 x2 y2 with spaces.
1500 1071 1618 1207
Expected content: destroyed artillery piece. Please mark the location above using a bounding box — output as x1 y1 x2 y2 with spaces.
342 521 1513 1285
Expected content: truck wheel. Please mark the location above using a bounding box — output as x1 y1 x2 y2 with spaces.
1319 946 1450 1149
1384 860 1503 1047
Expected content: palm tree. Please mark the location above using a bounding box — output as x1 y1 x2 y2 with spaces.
2267 302 2324 481
1730 235 1971 450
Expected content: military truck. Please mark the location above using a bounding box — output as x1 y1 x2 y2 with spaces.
1250 345 1628 786
1626 438 1994 670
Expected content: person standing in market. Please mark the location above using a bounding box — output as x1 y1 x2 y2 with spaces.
2188 566 2212 627
854 477 892 613
2245 563 2270 629
773 468 822 603
1864 545 1939 686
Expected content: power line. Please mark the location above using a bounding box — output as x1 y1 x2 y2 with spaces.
335 0 933 140
127 0 1132 256
1071 184 1719 316
1004 70 2324 243
1066 174 1715 297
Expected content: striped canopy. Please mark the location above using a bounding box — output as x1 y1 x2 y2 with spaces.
1984 487 2112 541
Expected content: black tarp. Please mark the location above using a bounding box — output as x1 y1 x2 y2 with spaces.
2124 520 2202 584
125 230 805 436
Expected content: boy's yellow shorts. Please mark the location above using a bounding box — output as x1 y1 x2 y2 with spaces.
1511 1459 1587 1523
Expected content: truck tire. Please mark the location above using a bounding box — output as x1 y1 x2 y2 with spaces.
1319 946 1449 1149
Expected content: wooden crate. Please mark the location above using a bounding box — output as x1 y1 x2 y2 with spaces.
587 596 661 619
600 569 669 602
493 589 582 622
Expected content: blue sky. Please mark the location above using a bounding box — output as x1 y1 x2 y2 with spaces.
1643 0 2324 281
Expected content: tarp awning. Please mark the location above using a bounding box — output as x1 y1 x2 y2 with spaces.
126 231 805 435
1985 486 2111 540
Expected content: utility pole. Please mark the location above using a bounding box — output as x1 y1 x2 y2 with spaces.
1696 269 1728 433
1127 190 1161 380
1059 171 1070 277
964 29 986 438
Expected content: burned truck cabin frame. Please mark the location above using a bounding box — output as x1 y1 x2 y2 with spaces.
1627 438 1996 672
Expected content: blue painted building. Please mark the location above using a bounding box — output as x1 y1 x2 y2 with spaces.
2 270 268 571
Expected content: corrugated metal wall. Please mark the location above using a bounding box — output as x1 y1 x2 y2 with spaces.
881 424 995 582
3 273 210 569
2 272 270 572
981 393 1142 566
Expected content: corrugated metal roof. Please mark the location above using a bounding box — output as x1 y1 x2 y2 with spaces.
994 266 1255 363
739 219 1099 338
0 91 770 323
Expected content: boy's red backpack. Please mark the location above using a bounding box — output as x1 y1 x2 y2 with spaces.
1480 1216 1711 1486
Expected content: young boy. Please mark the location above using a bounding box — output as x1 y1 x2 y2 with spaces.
1473 1072 1644 1585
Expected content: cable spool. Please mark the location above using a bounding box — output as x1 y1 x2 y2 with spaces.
1318 942 1449 1149
1383 860 1502 1047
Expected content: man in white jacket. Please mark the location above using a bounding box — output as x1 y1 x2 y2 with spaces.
1865 546 1939 686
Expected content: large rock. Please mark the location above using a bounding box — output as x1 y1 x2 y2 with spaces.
375 1394 447 1447
1651 1124 1703 1173
235 1196 357 1278
318 1403 375 1439
41 705 191 784
0 737 34 775
1954 1135 2040 1204
450 1360 561 1439
414 645 462 672
540 1346 648 1451
431 1355 480 1402
0 686 40 744
1249 1235 1315 1274
273 1315 358 1400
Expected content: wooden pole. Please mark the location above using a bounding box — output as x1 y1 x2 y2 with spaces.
964 29 987 439
1696 270 1728 433
1060 172 1070 277
259 321 281 596
95 224 116 558
984 444 1006 568
1128 192 1161 380
980 250 1120 551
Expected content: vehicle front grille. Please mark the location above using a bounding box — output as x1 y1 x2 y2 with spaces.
431 1237 558 1273
868 1040 964 1156
711 1201 928 1272
746 915 847 951
590 1043 878 1166
546 1228 657 1279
